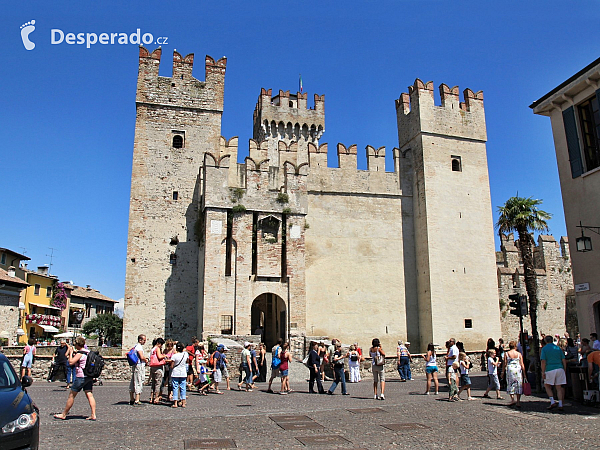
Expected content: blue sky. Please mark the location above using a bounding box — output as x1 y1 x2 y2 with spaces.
1 1 598 302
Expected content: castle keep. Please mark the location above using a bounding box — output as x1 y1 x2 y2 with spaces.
123 47 502 352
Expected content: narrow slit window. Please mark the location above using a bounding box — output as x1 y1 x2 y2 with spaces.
169 253 177 265
225 210 233 276
173 191 179 201
451 155 462 172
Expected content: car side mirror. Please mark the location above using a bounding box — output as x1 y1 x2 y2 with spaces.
21 376 33 388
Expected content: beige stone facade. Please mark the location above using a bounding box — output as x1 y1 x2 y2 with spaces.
531 58 600 339
124 47 502 352
497 234 576 341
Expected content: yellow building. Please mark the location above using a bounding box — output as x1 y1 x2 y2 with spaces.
19 266 69 343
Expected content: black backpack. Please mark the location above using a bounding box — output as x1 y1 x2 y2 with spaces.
80 351 105 379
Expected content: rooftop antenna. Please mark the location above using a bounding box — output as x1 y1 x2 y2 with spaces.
46 247 56 274
18 247 27 255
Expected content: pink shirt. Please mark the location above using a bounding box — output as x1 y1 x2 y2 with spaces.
76 349 89 378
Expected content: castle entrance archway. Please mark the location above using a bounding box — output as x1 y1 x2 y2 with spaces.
251 293 286 349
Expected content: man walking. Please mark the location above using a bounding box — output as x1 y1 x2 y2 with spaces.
49 339 69 382
541 335 567 411
267 338 283 393
129 334 147 406
308 341 325 394
445 338 459 382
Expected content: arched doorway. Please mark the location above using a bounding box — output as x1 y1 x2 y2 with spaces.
251 293 286 349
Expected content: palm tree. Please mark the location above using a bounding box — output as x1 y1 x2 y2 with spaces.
496 196 551 391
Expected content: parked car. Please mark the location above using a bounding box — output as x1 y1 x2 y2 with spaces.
0 353 39 450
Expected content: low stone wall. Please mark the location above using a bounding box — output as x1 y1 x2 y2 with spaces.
358 351 486 378
6 355 134 381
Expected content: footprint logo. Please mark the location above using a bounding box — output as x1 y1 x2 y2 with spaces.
20 20 36 50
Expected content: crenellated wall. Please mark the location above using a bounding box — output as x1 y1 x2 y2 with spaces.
124 47 227 351
124 49 503 354
395 79 501 350
497 233 576 341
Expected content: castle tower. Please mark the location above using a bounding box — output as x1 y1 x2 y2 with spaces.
396 80 501 349
123 47 227 350
252 89 325 168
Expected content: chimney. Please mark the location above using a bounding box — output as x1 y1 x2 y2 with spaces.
20 262 28 269
86 285 91 290
38 265 49 275
7 266 16 277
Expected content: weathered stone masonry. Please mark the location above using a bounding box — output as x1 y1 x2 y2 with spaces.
124 47 502 353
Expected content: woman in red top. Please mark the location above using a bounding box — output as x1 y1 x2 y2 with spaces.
149 338 166 404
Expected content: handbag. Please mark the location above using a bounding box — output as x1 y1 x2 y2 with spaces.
302 354 310 368
522 380 531 396
375 354 385 366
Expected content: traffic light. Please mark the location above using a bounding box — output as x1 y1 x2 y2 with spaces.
508 293 521 316
519 294 529 317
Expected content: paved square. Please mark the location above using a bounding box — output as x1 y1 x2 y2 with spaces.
28 374 600 449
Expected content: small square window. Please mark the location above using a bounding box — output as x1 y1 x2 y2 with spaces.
34 284 40 295
172 130 185 149
220 315 233 334
464 318 473 329
451 155 462 172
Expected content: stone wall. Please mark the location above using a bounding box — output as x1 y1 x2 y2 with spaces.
497 234 576 341
123 46 227 351
0 291 20 340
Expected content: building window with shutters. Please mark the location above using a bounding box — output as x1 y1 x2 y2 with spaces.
577 96 600 172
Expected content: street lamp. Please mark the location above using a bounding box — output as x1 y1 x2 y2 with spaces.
576 221 599 252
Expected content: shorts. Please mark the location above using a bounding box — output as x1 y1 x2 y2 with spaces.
71 376 93 392
372 365 385 383
221 366 229 378
280 369 289 377
187 363 194 376
270 367 280 378
129 364 145 394
460 374 471 386
426 366 438 374
544 368 567 386
488 373 500 390
22 353 33 368
212 369 222 383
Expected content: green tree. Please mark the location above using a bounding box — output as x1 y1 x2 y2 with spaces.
496 195 551 392
82 313 123 345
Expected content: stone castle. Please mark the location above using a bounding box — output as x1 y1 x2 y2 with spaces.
497 233 577 340
123 46 504 352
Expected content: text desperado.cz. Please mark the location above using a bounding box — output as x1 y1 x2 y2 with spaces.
51 29 168 48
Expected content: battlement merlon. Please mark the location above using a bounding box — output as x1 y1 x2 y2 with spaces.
253 89 325 142
136 46 227 111
396 79 487 148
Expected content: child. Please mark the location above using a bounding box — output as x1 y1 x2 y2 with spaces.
483 349 504 400
195 359 211 395
448 362 460 401
457 352 474 400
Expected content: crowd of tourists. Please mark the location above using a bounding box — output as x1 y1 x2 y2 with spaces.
38 330 599 420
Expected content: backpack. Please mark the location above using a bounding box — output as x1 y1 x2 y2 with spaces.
81 351 104 378
271 346 281 369
207 351 217 368
126 346 139 366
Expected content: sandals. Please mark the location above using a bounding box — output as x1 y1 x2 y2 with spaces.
53 414 66 420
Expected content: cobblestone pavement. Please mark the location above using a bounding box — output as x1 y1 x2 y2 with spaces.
29 373 599 449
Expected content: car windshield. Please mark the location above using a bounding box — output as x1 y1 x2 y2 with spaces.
0 360 19 389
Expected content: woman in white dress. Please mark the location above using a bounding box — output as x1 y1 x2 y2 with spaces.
348 344 361 382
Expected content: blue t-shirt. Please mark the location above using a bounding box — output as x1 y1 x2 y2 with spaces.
540 343 565 372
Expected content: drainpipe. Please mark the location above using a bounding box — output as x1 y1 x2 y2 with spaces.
233 239 238 335
287 275 291 345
